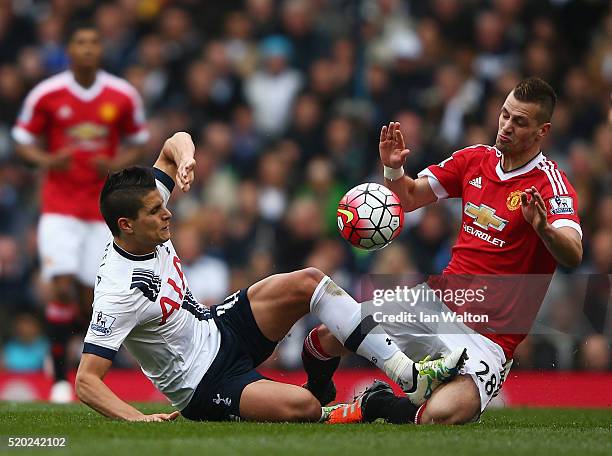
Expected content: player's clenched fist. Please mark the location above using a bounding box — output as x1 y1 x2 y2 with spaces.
177 157 195 193
379 121 411 169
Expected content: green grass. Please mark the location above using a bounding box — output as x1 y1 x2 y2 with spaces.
1 403 611 456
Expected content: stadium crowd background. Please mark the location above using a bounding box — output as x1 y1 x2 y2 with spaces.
0 0 610 375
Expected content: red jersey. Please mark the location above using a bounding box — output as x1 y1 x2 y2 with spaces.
12 70 149 220
418 144 582 358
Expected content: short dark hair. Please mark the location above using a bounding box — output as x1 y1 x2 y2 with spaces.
100 167 157 237
513 77 557 123
64 20 98 44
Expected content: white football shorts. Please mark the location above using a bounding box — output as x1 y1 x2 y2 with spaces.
38 213 110 287
363 282 512 414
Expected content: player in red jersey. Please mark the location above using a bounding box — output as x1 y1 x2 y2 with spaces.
12 23 148 402
302 78 583 425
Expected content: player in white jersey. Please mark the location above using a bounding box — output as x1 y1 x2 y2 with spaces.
76 132 466 422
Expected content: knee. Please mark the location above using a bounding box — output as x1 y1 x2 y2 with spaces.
291 267 325 302
301 267 325 288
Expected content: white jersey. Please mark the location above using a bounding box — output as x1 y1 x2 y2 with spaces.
83 169 221 409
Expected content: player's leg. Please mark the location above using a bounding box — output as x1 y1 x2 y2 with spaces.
247 268 422 393
418 375 481 424
300 324 346 404
239 379 322 422
301 291 467 406
325 380 420 424
180 306 322 423
38 214 84 402
325 376 480 425
416 331 510 424
76 222 110 321
76 284 94 327
244 268 319 341
47 274 79 382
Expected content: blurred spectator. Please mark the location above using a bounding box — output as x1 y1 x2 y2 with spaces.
406 205 454 273
244 35 303 137
472 9 519 83
246 0 278 39
37 15 69 75
424 62 483 148
298 157 344 235
275 197 324 271
174 223 229 306
2 313 48 372
131 33 170 110
280 0 328 73
94 2 136 74
0 1 36 64
286 93 324 164
230 104 262 177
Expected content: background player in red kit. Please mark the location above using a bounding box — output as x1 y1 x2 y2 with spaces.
304 78 583 425
11 24 148 402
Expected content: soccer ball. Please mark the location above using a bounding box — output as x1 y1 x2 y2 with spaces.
337 183 404 250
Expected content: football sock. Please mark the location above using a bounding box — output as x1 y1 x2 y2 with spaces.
46 301 77 382
309 276 415 388
363 390 419 424
302 326 340 400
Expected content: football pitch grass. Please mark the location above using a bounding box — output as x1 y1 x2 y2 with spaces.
1 403 611 456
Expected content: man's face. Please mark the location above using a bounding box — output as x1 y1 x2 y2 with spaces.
129 189 172 246
495 91 549 155
68 29 102 70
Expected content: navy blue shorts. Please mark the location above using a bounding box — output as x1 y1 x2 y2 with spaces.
181 289 277 421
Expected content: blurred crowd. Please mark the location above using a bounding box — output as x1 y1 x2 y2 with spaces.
0 0 610 374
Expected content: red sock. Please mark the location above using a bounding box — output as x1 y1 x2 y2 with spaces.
46 301 77 382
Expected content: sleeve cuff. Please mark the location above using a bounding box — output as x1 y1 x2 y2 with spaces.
153 167 175 193
124 129 150 145
551 219 583 239
417 169 449 200
11 126 37 145
82 342 117 361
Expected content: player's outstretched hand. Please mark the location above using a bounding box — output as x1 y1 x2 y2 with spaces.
176 157 195 192
521 186 547 232
379 122 411 169
130 411 181 422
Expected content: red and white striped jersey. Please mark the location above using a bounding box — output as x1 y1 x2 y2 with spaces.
12 70 149 220
418 144 581 357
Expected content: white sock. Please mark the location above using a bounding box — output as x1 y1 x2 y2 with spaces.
310 276 415 386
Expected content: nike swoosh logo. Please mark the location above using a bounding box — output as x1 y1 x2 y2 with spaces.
338 209 354 223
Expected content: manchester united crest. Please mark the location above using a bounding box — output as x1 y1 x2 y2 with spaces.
99 102 118 122
506 190 522 211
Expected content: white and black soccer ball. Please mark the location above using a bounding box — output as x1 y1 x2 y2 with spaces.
337 183 404 250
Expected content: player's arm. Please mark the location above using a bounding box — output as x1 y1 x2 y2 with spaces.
91 144 147 176
153 132 196 192
380 122 437 212
12 88 74 170
75 354 179 422
521 187 583 268
14 142 73 170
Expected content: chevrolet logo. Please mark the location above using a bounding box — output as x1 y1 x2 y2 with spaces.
464 203 508 231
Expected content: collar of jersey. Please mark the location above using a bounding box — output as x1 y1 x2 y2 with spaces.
494 149 545 181
113 242 156 261
66 70 105 101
